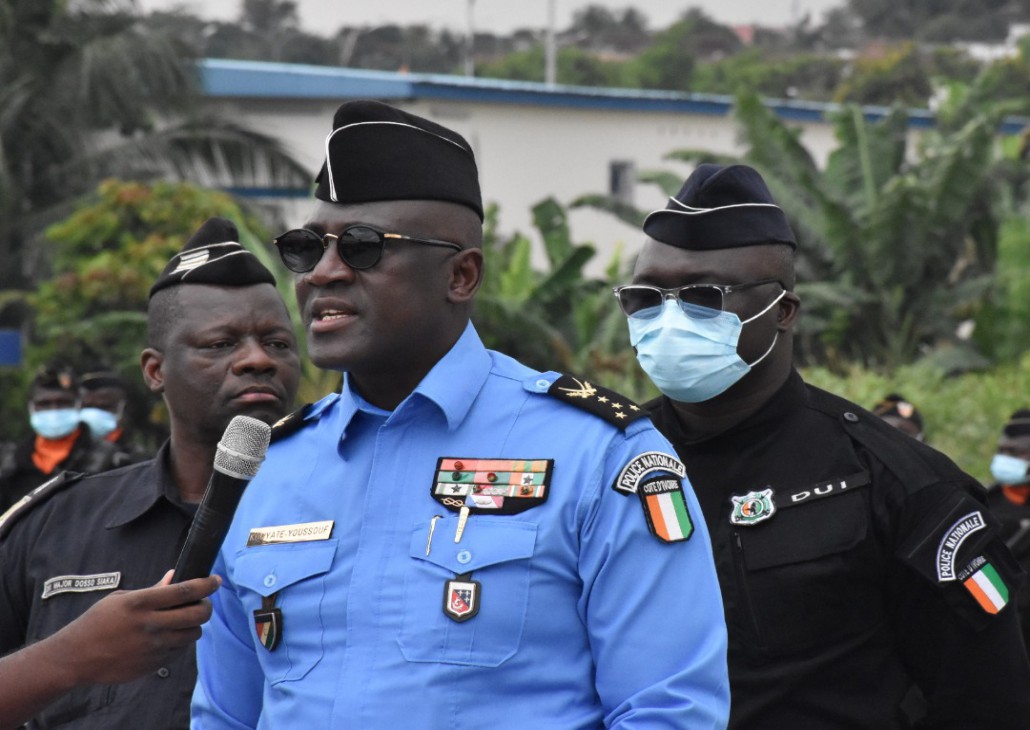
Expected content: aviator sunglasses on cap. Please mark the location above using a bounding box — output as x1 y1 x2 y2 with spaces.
274 224 463 273
613 279 784 320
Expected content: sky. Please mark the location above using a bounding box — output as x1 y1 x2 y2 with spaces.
136 0 846 36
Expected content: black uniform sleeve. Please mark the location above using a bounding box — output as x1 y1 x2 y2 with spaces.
890 480 1030 729
0 512 34 654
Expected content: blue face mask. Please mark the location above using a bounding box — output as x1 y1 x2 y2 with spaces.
29 408 81 439
991 453 1030 485
80 407 120 439
629 291 785 403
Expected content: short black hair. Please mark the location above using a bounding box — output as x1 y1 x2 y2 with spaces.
147 287 185 349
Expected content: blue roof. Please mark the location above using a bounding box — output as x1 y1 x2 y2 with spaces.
198 58 1027 135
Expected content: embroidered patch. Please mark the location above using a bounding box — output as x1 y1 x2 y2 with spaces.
247 520 334 547
729 489 777 526
432 458 552 515
937 511 987 582
443 574 481 622
961 558 1010 614
41 572 121 600
613 451 686 495
638 476 693 542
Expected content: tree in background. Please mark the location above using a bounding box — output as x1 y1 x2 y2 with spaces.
0 0 310 298
1 179 337 446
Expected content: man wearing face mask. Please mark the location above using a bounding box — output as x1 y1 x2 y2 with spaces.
79 369 151 464
0 364 126 512
615 163 1030 729
985 408 1030 656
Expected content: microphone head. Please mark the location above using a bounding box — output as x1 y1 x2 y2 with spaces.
213 415 272 479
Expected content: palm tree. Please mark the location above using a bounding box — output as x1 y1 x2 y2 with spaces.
0 0 310 293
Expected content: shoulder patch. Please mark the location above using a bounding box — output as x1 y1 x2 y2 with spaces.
0 471 85 540
270 403 315 443
546 375 647 429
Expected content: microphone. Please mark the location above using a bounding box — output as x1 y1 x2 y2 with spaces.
171 415 271 583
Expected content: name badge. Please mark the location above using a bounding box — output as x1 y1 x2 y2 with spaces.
247 520 334 546
42 572 121 599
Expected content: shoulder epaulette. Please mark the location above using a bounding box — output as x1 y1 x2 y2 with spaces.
0 471 85 540
546 374 648 430
270 403 315 443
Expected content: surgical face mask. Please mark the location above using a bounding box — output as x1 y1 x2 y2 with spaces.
991 453 1030 485
628 291 785 403
29 408 81 439
80 407 120 439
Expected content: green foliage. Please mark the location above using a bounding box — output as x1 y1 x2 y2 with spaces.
692 50 846 101
833 42 934 106
802 354 1030 483
7 179 334 445
974 216 1030 362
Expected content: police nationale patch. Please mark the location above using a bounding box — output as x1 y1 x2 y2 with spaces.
729 489 777 526
638 476 693 542
41 572 121 600
613 451 686 495
443 575 481 622
936 511 987 581
431 458 552 515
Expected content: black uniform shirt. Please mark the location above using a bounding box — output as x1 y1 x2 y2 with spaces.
0 442 196 729
648 370 1030 730
986 484 1030 656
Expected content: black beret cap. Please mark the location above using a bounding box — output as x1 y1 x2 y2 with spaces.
32 361 78 393
149 217 276 298
314 100 483 221
79 369 128 392
643 164 797 250
1003 409 1030 438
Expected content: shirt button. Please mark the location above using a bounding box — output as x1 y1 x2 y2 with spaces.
156 667 170 678
264 574 277 588
843 412 859 423
535 379 550 391
457 550 472 564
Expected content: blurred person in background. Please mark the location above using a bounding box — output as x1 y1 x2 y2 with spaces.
79 367 151 463
872 393 925 442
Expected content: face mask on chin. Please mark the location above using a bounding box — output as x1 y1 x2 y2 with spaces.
29 408 81 440
629 291 785 404
991 453 1030 485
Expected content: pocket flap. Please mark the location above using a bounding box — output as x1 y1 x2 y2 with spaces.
234 540 338 597
408 516 536 573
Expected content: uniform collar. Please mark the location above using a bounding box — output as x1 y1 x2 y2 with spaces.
338 321 490 435
104 441 182 528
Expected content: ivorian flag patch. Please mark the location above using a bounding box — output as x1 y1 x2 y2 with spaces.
638 475 693 542
963 562 1010 614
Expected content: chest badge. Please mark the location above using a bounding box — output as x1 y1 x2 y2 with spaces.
730 488 777 526
432 457 552 515
253 593 283 651
443 572 481 622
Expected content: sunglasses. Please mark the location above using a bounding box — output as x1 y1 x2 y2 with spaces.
274 224 463 273
613 279 784 320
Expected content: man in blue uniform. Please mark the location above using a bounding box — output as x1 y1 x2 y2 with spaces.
614 163 1030 728
192 101 729 729
0 218 301 728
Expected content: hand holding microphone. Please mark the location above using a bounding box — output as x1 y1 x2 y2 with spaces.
171 415 272 583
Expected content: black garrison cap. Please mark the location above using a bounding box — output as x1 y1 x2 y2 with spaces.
79 368 128 392
149 217 276 298
314 100 483 221
643 164 797 250
31 361 78 393
872 393 924 432
1003 409 1030 438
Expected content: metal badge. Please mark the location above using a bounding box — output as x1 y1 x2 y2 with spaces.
247 520 334 546
729 488 777 526
443 573 481 623
253 593 283 651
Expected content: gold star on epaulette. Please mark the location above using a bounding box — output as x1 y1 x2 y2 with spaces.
629 405 640 412
615 412 627 419
598 396 609 403
612 402 623 410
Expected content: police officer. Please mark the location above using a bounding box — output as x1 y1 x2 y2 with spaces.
192 101 729 729
613 163 1030 728
0 218 302 729
79 368 152 463
0 363 130 511
985 408 1030 655
872 393 925 442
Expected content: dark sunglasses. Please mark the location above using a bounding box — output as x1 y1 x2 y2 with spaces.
274 224 463 273
613 278 784 320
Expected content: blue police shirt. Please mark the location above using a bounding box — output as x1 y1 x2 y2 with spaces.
192 324 729 729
